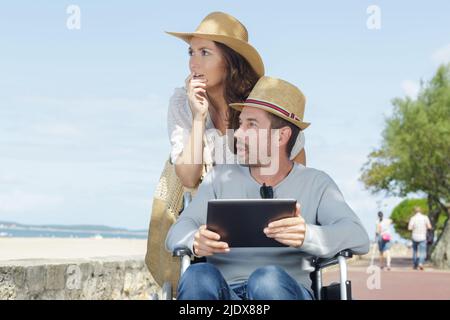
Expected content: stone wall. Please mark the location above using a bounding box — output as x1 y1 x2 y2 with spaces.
0 256 159 300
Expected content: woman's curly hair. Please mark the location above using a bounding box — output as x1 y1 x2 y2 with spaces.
215 42 260 131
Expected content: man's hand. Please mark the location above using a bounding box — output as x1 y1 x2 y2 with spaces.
263 203 306 248
193 225 230 257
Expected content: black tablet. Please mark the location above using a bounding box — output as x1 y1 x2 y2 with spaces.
206 199 297 247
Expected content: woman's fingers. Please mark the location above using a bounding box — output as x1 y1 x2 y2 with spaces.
194 95 207 105
194 93 205 99
186 79 207 92
186 76 209 118
193 87 206 94
192 88 206 102
188 82 207 92
190 79 207 85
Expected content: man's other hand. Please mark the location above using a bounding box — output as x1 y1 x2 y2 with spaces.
263 203 306 248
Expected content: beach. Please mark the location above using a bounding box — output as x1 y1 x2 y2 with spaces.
0 237 147 261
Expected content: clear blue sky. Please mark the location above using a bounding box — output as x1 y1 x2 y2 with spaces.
1 1 449 237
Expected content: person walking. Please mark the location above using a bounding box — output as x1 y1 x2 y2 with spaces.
376 211 392 270
408 206 432 270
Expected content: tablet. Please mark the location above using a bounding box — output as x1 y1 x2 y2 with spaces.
206 199 297 247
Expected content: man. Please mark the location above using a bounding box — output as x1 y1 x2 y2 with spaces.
165 76 370 300
408 206 432 270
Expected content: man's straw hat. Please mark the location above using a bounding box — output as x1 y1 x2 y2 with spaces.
166 12 265 77
230 76 310 130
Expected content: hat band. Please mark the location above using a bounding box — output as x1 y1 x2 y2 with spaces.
245 98 301 122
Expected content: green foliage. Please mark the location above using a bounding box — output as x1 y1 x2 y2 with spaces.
361 64 450 229
391 198 447 239
391 199 425 239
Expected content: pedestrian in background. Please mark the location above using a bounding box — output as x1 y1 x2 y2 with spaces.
376 211 392 270
408 207 432 270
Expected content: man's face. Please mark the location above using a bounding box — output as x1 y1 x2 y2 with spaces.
233 107 276 167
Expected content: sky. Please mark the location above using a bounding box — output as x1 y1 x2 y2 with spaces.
0 1 449 238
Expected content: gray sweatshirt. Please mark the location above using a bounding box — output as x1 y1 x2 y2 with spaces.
165 163 370 291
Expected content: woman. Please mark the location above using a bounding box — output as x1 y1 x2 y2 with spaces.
166 12 306 189
376 211 392 270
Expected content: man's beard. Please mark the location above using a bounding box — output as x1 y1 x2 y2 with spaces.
236 141 271 167
235 131 280 175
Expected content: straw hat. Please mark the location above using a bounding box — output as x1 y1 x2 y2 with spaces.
166 12 265 77
230 76 310 130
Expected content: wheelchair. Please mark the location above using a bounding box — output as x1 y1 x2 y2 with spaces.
154 193 354 300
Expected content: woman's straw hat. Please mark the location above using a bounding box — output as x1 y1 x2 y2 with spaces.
230 76 311 130
166 12 265 77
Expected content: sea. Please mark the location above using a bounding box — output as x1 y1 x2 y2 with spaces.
0 226 148 239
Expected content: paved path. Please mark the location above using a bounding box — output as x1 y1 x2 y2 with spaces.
323 257 450 300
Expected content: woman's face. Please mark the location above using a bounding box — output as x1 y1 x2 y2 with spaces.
189 37 226 89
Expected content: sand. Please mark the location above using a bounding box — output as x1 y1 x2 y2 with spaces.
0 237 147 261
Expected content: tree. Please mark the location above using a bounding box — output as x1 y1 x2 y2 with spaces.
360 64 450 268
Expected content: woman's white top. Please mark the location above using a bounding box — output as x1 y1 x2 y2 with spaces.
167 87 305 166
377 218 392 235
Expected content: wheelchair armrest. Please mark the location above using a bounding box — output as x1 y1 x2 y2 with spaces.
173 246 194 276
313 249 353 270
172 246 193 258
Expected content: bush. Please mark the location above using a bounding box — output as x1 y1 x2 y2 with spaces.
391 198 446 239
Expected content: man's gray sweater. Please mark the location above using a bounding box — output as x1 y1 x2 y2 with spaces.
166 163 370 291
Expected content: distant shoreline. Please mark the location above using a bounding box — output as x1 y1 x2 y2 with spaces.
0 221 148 239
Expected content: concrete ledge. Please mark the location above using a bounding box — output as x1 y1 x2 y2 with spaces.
0 256 158 300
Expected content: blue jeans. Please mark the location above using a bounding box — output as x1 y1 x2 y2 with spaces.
177 262 313 300
377 235 391 252
412 240 427 268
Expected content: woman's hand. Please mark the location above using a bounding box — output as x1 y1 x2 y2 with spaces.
185 73 209 120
